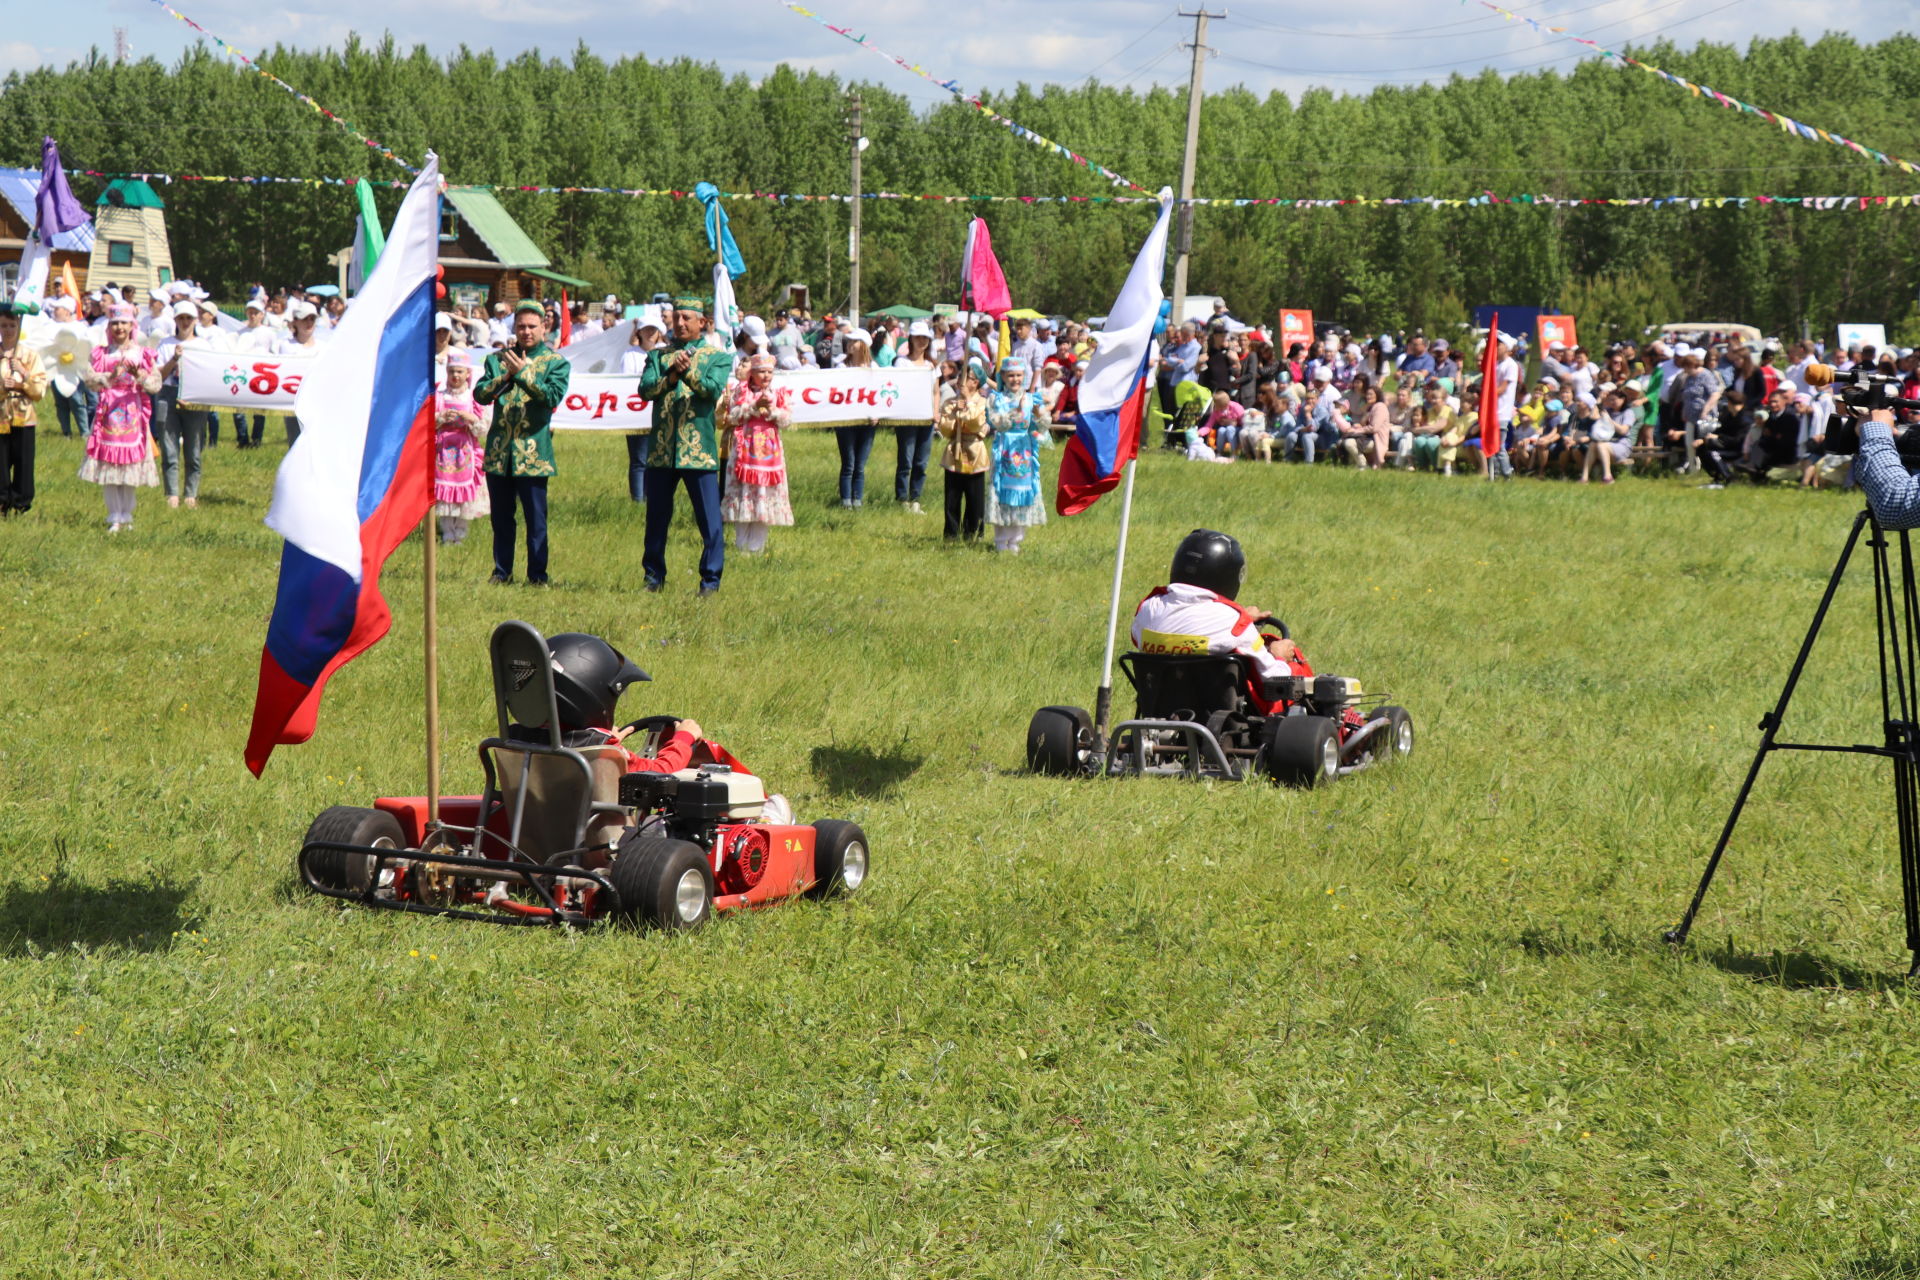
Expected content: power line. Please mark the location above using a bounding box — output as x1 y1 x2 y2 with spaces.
1084 14 1179 78
1216 0 1747 82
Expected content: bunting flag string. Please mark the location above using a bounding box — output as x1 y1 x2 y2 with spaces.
141 0 419 175
1472 0 1918 176
54 171 1920 211
773 1 1152 194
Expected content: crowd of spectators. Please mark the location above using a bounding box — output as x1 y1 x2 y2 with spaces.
1142 308 1920 492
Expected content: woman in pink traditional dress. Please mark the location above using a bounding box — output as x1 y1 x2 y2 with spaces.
718 353 793 554
432 351 489 545
79 304 160 533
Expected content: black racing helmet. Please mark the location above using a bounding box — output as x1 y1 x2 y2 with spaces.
547 632 649 730
1170 529 1246 599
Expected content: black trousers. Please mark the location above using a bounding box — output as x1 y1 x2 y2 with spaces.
943 470 985 541
0 427 34 513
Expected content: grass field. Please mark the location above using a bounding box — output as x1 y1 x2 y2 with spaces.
6 411 1920 1278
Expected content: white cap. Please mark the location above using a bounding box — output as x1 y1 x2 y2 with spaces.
1776 379 1797 394
1548 340 1567 351
908 320 933 339
288 299 318 321
1312 365 1333 382
1672 343 1693 358
434 313 453 332
603 293 618 308
849 327 873 345
171 300 199 318
244 297 265 312
741 314 768 342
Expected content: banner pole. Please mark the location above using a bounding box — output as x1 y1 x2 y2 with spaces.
1092 456 1139 751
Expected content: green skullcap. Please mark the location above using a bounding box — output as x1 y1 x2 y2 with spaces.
514 299 546 316
672 294 711 316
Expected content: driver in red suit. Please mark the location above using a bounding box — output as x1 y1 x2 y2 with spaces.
1131 529 1314 708
544 632 703 772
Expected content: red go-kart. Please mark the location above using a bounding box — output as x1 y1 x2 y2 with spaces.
298 621 869 928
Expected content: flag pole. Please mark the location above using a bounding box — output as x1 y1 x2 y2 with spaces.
423 453 441 826
1092 456 1139 751
422 197 443 828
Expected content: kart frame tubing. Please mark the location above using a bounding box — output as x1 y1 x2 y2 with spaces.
298 839 618 927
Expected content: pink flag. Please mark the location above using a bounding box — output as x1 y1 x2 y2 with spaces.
962 217 1012 318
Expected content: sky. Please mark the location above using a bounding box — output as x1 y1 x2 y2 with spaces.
2 0 1909 108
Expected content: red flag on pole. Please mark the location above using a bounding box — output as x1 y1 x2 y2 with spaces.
1478 313 1504 456
558 289 572 347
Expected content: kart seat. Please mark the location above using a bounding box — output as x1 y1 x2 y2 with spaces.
1119 652 1252 722
481 620 630 862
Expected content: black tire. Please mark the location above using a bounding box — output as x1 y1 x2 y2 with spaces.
808 819 871 899
1027 705 1091 776
609 833 713 930
302 806 402 894
1262 715 1340 788
1375 706 1415 762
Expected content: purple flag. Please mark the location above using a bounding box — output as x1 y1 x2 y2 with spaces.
36 137 89 237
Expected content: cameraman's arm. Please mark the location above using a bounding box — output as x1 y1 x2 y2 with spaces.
1855 409 1920 530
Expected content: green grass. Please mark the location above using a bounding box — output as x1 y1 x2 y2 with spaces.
6 411 1920 1278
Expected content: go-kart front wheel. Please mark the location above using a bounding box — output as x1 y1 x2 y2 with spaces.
302 806 402 894
1027 705 1092 776
808 819 870 899
1375 706 1415 762
1262 715 1340 788
610 834 714 930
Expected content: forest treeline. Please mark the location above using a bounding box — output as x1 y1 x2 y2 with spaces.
2 30 1917 343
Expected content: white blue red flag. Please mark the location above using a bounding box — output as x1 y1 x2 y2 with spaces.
245 154 442 776
1056 188 1173 516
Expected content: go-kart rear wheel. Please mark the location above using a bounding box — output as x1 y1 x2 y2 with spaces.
1262 715 1340 788
808 820 870 899
302 806 401 894
1027 705 1091 776
1375 706 1415 762
609 833 713 930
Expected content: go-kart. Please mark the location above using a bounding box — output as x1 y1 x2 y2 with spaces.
297 621 870 928
1027 624 1413 786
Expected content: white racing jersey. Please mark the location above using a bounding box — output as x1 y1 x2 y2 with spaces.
1130 582 1292 680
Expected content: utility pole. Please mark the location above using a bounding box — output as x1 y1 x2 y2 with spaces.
847 92 864 322
1169 9 1223 333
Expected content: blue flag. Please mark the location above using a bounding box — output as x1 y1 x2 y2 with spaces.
694 182 746 280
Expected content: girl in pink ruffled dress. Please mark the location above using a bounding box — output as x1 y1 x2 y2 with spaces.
432 353 489 544
718 353 794 553
79 304 160 533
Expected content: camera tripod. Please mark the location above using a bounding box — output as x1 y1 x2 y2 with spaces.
1666 506 1920 975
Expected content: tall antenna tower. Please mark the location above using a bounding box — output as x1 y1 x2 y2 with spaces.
113 27 130 64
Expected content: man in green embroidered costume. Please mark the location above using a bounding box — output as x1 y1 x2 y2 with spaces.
638 293 733 595
477 299 571 585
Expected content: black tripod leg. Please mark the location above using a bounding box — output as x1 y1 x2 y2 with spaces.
1890 531 1920 974
1667 509 1873 947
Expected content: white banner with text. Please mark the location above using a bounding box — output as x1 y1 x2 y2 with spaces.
180 349 937 432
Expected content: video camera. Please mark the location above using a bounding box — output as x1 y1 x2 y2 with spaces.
1806 363 1920 418
1804 363 1920 459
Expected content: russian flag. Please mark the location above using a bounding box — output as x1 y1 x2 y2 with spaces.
245 155 443 776
1056 189 1173 516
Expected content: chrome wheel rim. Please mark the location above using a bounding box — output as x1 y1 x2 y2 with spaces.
1319 737 1339 776
1395 720 1414 754
674 867 708 923
839 841 868 891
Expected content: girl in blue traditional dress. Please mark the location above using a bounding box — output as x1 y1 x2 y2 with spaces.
985 356 1052 553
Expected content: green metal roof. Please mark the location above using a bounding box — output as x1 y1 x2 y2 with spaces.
97 178 165 210
444 188 548 269
525 266 593 290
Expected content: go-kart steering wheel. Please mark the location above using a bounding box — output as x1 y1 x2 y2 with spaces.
618 715 684 760
1256 614 1290 639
